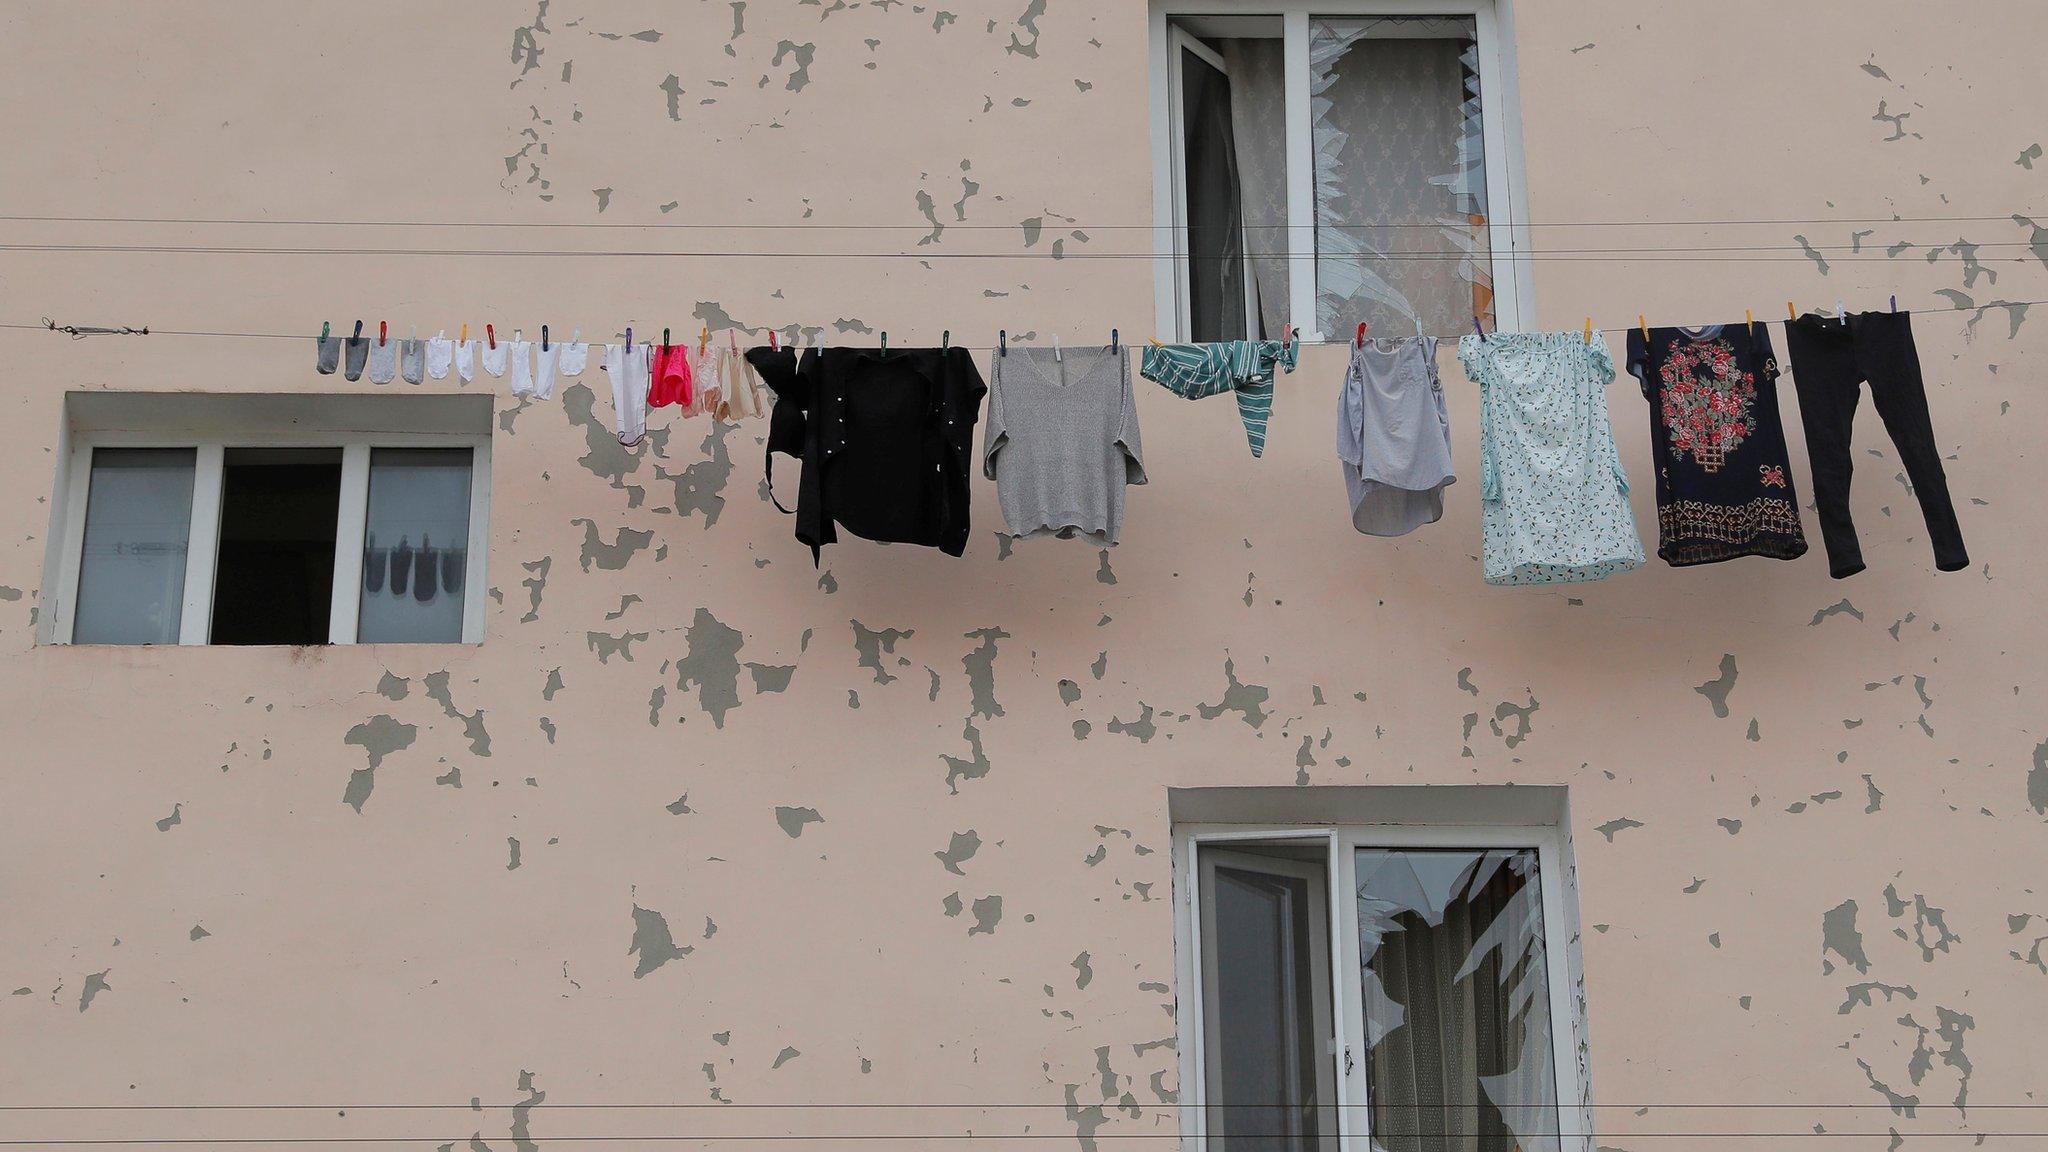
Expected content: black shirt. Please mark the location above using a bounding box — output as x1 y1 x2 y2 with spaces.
748 346 987 564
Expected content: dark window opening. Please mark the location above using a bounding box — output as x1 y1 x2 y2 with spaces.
209 448 343 645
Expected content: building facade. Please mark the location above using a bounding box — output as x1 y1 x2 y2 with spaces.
3 2 2045 1149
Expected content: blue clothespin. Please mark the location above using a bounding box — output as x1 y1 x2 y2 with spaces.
624 326 633 353
999 330 1007 357
1111 328 1119 353
542 325 550 351
352 320 364 339
1472 315 1485 342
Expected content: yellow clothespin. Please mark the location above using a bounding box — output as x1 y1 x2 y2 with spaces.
459 323 469 344
1786 301 1797 321
1583 317 1593 344
1745 309 1755 336
1638 314 1648 339
1148 336 1165 349
699 325 711 356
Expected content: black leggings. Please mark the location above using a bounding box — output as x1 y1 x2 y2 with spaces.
1784 312 1968 578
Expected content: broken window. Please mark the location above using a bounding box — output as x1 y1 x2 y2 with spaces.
1181 832 1579 1152
1161 8 1513 341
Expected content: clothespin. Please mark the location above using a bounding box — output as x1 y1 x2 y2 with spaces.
486 324 496 349
408 324 418 341
1284 324 1295 347
378 321 388 346
353 320 364 339
699 325 710 355
880 331 888 357
1356 322 1368 348
1110 328 1119 354
1638 314 1648 340
943 330 951 351
1053 334 1062 362
513 328 523 346
320 321 330 341
460 323 469 345
624 327 633 353
1890 295 1898 313
999 330 1007 357
1472 315 1486 342
663 327 672 350
1584 317 1594 345
542 325 550 351
1745 309 1755 336
729 329 740 354
1836 299 1847 322
769 329 780 351
1787 301 1797 321
1149 336 1164 349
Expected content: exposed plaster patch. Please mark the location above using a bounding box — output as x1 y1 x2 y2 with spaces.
629 904 692 978
775 806 824 838
1108 703 1157 743
78 970 111 1013
343 716 418 812
673 609 746 727
1489 696 1540 748
1095 551 1117 585
772 40 817 91
747 663 797 693
1823 899 1872 974
507 837 523 871
587 630 649 663
851 621 915 684
1695 654 1739 718
377 671 411 701
1005 0 1047 58
1594 817 1644 842
423 672 493 757
961 627 1011 718
935 830 981 874
1840 981 1916 1014
1810 599 1864 626
155 804 182 832
941 719 992 793
1196 657 1270 728
968 894 1003 935
772 1046 802 1069
1072 952 1093 989
571 519 654 572
653 420 736 526
519 558 551 623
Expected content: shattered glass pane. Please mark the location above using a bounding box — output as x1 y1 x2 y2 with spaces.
1356 848 1559 1152
1311 16 1493 338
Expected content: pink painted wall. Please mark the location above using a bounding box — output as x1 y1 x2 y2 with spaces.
3 2 2045 1148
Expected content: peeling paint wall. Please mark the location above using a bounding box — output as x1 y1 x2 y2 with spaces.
2 3 2046 1149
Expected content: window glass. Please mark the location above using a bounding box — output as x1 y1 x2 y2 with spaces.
72 448 195 645
210 448 343 645
1355 847 1558 1152
357 448 473 644
1311 16 1492 338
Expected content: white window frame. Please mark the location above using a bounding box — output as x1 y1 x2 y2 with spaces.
1172 821 1589 1152
1148 0 1535 344
51 430 491 646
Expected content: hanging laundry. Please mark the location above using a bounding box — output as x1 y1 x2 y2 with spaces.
1783 311 1968 578
400 338 426 385
557 335 589 378
315 332 341 375
749 346 985 564
746 344 801 511
534 341 560 400
603 341 652 447
1141 338 1298 457
1336 336 1456 537
685 342 721 416
343 331 370 381
426 331 454 380
481 339 509 378
649 342 693 409
507 339 536 397
1627 323 1807 566
983 344 1146 545
703 342 768 420
454 339 477 383
367 336 398 384
1461 332 1644 585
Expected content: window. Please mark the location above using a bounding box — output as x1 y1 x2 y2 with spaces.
1151 2 1528 343
45 394 491 646
1173 790 1589 1152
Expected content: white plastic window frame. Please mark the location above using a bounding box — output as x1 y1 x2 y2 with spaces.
1148 0 1534 344
1171 821 1590 1152
50 430 491 646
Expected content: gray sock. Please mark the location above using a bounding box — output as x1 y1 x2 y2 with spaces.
367 338 398 384
316 335 340 374
400 339 426 384
344 336 370 381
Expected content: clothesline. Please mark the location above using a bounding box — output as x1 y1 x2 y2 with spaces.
3 210 2041 229
8 294 2043 349
4 242 2042 263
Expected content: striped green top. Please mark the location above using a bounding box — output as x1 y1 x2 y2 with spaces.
1140 339 1299 457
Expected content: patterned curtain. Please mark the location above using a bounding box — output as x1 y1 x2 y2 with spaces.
1221 38 1291 341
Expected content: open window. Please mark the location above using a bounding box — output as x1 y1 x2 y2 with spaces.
1153 3 1527 343
44 394 492 646
1174 798 1588 1152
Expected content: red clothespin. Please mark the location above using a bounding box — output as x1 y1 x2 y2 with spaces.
1355 322 1368 348
769 329 780 351
486 324 497 350
378 321 388 347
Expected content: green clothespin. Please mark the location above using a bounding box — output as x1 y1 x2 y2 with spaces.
320 321 330 341
942 330 950 351
880 331 888 357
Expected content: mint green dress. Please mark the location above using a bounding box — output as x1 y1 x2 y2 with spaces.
1459 332 1645 585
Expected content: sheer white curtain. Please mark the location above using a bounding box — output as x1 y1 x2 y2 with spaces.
1221 37 1291 341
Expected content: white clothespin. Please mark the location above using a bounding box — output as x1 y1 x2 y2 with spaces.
1836 300 1847 322
1053 334 1062 363
1414 313 1426 338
